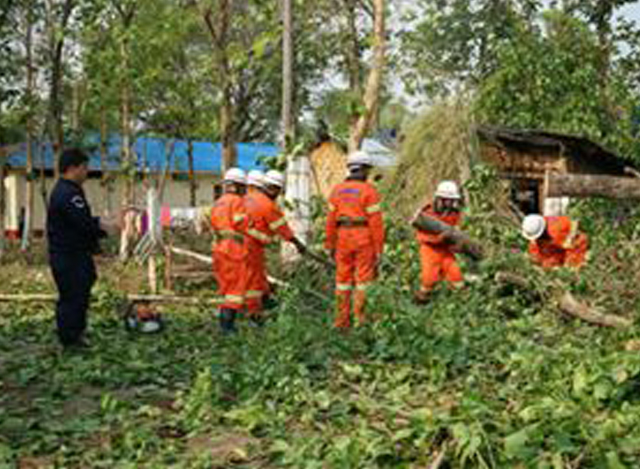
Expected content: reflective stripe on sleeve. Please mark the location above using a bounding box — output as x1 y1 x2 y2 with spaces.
247 228 272 243
336 283 353 292
365 203 381 214
269 218 287 230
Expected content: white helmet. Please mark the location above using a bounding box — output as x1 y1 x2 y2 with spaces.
263 170 285 188
223 168 246 185
522 214 546 241
247 170 265 188
347 150 374 168
435 180 461 200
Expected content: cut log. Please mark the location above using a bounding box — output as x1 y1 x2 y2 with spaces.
558 292 631 328
546 174 640 199
412 214 484 260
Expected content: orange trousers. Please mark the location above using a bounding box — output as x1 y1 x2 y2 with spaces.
419 243 463 292
245 245 268 317
212 250 246 310
334 244 377 328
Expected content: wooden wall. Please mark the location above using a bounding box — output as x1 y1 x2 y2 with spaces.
309 141 347 199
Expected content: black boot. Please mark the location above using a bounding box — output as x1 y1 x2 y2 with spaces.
219 308 238 335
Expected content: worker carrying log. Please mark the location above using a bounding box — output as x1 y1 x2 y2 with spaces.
412 180 476 304
211 168 249 335
521 214 588 269
325 151 385 328
244 169 307 325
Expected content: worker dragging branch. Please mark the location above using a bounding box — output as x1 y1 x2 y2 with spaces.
244 169 308 325
522 214 588 269
325 151 385 329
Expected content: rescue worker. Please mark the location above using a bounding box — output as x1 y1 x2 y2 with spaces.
211 168 248 334
325 151 384 328
244 169 307 325
47 148 119 350
413 180 464 304
522 214 588 269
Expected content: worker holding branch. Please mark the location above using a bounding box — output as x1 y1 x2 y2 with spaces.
412 181 465 304
325 151 385 329
522 214 588 269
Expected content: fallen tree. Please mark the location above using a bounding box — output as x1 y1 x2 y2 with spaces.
495 272 632 329
545 173 640 199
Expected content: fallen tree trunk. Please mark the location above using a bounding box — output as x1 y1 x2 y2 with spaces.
170 246 331 302
412 214 484 260
546 173 640 199
558 292 631 328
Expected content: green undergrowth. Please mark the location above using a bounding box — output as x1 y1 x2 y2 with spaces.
2 250 640 467
2 180 640 466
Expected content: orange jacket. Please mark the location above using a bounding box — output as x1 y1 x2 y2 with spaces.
415 204 461 246
244 191 294 248
210 193 247 260
325 180 384 255
529 216 588 268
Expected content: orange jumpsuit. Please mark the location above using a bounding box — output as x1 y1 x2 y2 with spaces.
415 204 463 293
529 216 588 269
326 180 384 328
210 193 247 310
244 191 294 317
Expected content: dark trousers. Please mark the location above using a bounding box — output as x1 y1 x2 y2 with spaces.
50 252 97 345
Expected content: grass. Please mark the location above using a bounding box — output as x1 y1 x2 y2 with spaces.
1 195 640 467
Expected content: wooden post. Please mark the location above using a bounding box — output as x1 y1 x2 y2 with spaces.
148 256 158 294
164 242 173 292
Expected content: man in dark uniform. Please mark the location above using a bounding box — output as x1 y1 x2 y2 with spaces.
47 148 118 349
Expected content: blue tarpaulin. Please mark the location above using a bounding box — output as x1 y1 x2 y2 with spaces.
3 134 280 173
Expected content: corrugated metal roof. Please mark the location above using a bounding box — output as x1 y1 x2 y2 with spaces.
2 134 279 173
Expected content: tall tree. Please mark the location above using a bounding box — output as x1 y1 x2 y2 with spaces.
43 0 75 176
347 0 386 152
282 0 294 146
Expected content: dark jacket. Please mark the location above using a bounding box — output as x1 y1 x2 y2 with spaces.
46 178 106 254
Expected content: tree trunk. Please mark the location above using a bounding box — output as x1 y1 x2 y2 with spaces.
121 38 133 206
348 0 386 153
220 87 236 173
282 0 294 145
187 138 196 206
545 173 640 199
345 0 362 99
100 106 111 213
45 0 74 179
559 292 631 328
412 213 484 260
198 0 236 172
23 5 34 250
594 1 614 135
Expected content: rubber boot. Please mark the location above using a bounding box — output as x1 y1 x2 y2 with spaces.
219 308 238 335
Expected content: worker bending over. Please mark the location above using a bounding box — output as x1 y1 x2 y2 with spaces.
522 214 588 269
325 151 384 328
210 168 248 334
413 181 465 303
244 169 307 324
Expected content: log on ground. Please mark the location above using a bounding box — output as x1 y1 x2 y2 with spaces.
558 292 632 328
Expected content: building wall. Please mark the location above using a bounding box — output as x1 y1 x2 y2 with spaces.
4 171 217 235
